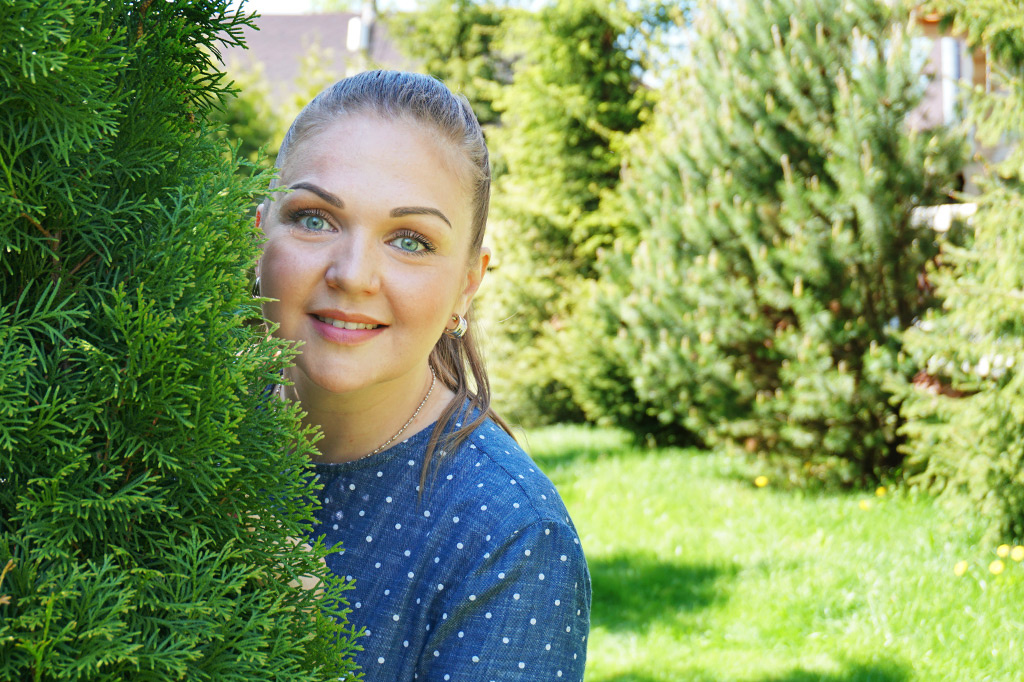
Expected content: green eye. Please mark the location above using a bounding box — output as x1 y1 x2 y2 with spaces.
387 230 436 255
298 214 326 231
394 236 425 252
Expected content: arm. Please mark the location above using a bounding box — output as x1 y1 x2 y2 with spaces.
416 519 591 681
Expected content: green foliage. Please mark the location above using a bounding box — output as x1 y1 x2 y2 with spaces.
479 0 656 426
926 0 1024 66
279 42 347 128
385 0 511 126
213 63 282 171
555 273 689 444
899 1 1024 541
558 101 702 445
0 1 361 678
212 42 340 175
607 0 964 476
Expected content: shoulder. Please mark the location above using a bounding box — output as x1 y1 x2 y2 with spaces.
419 418 591 680
309 413 591 680
427 416 576 532
421 415 589 594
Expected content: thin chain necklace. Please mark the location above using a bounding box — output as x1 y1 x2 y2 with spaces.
276 368 437 461
359 367 436 460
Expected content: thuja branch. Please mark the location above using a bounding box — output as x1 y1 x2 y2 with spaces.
19 211 51 240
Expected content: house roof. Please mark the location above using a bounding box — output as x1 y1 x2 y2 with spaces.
219 13 409 101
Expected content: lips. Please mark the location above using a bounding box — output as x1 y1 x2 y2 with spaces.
307 309 388 335
313 314 381 330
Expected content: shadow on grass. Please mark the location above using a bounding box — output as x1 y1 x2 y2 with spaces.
755 662 909 682
718 451 885 499
590 662 907 682
590 552 734 633
525 428 702 474
524 432 635 472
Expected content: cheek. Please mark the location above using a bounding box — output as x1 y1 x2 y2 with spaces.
393 269 463 329
260 240 315 321
262 240 309 291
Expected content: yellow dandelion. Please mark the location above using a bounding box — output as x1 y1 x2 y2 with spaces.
997 544 1011 558
875 486 887 497
990 559 1006 575
1011 546 1024 563
754 476 769 488
858 499 872 511
953 560 968 577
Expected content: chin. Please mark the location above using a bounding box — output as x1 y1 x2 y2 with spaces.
287 361 353 395
309 374 367 397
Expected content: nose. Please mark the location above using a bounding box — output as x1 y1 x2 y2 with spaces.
324 232 380 295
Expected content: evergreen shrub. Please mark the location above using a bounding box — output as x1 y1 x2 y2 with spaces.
607 0 964 477
385 0 511 127
899 1 1024 541
479 0 653 426
558 117 702 445
0 1 360 678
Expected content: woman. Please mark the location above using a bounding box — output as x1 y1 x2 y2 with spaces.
254 70 590 680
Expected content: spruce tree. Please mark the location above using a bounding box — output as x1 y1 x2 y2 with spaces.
611 0 964 476
0 2 360 679
899 0 1024 540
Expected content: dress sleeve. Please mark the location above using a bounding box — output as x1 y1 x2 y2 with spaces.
416 519 591 681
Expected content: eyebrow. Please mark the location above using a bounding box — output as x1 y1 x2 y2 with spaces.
288 182 344 208
390 206 452 229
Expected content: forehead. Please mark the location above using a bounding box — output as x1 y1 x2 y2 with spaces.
280 113 474 197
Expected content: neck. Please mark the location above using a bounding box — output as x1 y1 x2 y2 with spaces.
282 365 451 464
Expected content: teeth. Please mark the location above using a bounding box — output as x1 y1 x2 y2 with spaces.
316 315 380 330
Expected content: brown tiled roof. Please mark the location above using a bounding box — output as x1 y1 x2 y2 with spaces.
219 13 410 101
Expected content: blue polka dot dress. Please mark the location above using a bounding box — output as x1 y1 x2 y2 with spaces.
310 411 590 681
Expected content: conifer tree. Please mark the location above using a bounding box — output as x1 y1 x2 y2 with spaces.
479 0 652 424
560 108 700 444
0 2 360 678
385 0 511 126
899 0 1024 540
611 0 964 476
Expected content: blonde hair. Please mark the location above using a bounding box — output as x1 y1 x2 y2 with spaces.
272 70 512 484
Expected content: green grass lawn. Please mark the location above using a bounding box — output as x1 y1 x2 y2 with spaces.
523 425 1024 682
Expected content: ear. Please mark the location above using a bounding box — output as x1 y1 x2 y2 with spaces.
456 247 490 314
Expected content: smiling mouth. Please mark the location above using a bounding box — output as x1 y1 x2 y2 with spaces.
313 314 383 330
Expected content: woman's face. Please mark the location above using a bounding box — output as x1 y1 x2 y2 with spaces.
257 114 488 398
